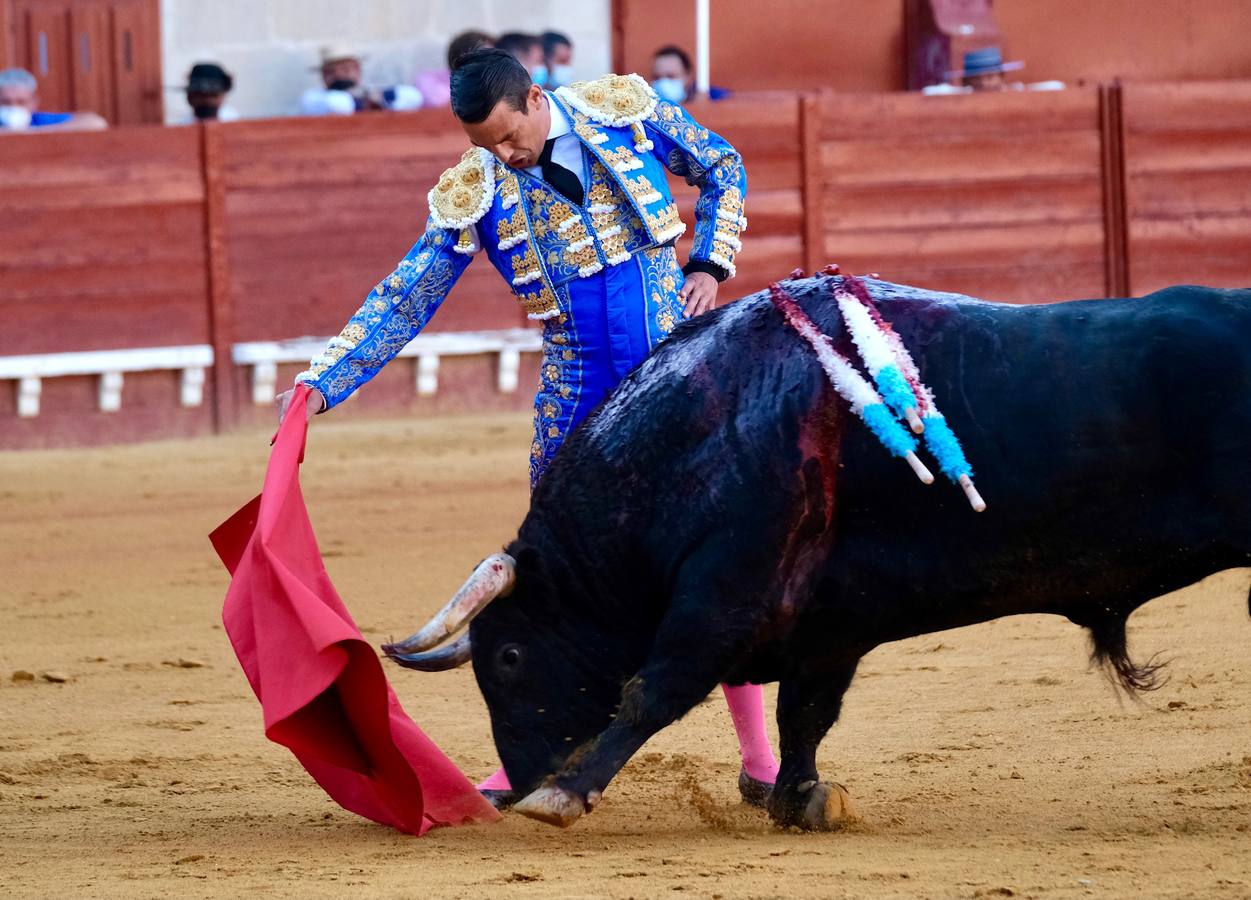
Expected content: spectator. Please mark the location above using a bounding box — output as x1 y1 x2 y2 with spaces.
650 45 730 104
0 68 106 132
415 29 494 108
922 47 1064 95
182 62 239 123
540 31 574 88
952 47 1022 92
496 32 546 83
300 45 423 116
449 30 495 69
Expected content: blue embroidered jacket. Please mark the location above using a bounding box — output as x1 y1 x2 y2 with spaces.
297 73 747 409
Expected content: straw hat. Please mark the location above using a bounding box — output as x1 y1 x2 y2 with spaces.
312 44 365 70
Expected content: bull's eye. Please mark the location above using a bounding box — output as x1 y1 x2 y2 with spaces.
497 644 523 669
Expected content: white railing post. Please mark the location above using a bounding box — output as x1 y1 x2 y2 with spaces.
252 361 278 405
497 348 522 393
416 354 440 396
98 372 124 412
17 376 41 418
181 367 206 407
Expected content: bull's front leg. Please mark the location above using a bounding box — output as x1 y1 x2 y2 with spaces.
513 600 749 827
768 663 860 830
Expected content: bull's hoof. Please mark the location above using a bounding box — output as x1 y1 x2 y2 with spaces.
769 780 859 830
738 768 774 809
513 784 586 828
797 780 858 831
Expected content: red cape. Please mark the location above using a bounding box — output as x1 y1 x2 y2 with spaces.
210 385 499 835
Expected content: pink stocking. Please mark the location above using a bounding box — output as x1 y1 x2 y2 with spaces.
721 682 779 783
476 767 512 792
478 685 779 792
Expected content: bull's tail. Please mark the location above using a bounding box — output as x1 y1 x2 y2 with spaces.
1086 609 1169 696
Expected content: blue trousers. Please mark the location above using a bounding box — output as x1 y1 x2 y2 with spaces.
529 245 686 487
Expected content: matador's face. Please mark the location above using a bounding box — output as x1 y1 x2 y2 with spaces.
461 84 550 171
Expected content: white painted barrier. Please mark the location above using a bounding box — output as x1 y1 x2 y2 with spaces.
0 345 214 417
0 329 543 418
231 328 543 405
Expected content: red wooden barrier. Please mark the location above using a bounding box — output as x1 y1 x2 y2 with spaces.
671 94 806 296
0 124 215 447
1121 81 1251 295
818 88 1109 303
4 83 1251 448
0 125 209 355
217 110 526 342
215 111 531 431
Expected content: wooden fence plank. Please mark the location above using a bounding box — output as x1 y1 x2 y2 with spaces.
0 125 209 356
200 121 236 431
1099 81 1130 297
1123 81 1251 294
800 92 824 273
820 87 1107 303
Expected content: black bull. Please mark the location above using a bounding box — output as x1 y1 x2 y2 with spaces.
386 275 1251 830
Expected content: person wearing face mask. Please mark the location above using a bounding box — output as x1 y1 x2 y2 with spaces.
180 62 240 123
299 45 423 117
650 45 731 105
414 30 495 109
496 32 547 85
0 67 106 132
541 31 575 89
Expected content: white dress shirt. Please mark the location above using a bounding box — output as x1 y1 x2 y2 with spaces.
525 95 588 191
461 95 586 251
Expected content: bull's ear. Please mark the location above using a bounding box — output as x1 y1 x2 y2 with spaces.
505 542 543 584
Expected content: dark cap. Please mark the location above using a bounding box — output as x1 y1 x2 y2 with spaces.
185 62 232 93
948 47 1023 79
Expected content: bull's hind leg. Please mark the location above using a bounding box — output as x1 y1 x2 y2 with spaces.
768 663 860 830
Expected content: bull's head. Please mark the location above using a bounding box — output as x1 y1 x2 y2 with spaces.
381 547 634 798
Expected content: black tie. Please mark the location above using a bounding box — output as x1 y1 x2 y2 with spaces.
539 137 584 206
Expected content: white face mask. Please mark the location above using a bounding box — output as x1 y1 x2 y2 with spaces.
0 105 32 130
651 77 687 104
550 64 574 88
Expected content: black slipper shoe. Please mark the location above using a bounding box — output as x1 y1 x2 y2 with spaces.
738 768 774 808
480 788 520 811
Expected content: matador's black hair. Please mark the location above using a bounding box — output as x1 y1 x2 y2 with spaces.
451 48 532 124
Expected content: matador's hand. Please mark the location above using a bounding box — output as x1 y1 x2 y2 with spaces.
276 387 326 425
679 271 719 319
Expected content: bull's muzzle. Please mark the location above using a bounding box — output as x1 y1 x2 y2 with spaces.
380 552 516 671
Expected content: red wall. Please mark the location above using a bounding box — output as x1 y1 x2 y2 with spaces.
1122 81 1251 296
616 0 904 92
818 87 1109 302
614 0 1251 93
999 1 1251 86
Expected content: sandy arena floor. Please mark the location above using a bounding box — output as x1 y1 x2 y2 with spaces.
1 412 1248 899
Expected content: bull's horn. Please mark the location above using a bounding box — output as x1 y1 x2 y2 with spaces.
384 553 516 654
383 633 473 671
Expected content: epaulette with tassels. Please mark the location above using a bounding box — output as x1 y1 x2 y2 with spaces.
427 147 496 255
555 73 658 153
